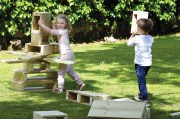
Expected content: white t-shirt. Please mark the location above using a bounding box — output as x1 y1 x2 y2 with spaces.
127 35 154 66
50 29 72 55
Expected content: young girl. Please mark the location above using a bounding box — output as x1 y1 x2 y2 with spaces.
127 18 154 102
38 14 85 93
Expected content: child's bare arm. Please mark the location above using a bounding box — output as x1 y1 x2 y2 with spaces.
38 19 51 33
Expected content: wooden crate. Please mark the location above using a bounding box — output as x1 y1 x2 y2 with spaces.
31 12 51 36
11 69 57 91
33 110 68 119
25 43 54 55
31 33 50 45
131 11 149 33
66 90 112 105
88 100 147 119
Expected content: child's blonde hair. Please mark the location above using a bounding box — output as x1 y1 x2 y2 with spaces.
56 14 72 31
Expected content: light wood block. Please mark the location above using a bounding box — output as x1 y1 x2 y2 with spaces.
44 57 75 64
31 12 51 36
23 60 50 72
131 11 149 33
66 90 112 105
25 43 54 55
33 110 68 119
11 69 57 91
88 100 147 119
31 34 50 45
13 69 57 81
111 98 150 119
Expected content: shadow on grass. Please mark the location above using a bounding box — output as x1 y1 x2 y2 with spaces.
0 91 90 119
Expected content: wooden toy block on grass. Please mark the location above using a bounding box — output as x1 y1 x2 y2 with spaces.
13 69 57 81
66 90 112 105
10 78 55 91
31 12 51 36
33 110 68 119
111 98 150 119
88 100 147 119
11 69 57 91
131 11 149 33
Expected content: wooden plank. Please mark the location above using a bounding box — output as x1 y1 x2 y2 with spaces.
44 57 75 64
88 100 146 119
1 54 47 64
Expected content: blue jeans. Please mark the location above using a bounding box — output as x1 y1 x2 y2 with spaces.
135 64 151 100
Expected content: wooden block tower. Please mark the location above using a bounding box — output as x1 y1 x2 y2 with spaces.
25 12 59 54
131 11 149 33
10 12 59 91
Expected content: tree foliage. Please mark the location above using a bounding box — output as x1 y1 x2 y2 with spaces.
0 0 179 49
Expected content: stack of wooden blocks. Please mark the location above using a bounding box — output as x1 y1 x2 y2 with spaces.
10 12 59 91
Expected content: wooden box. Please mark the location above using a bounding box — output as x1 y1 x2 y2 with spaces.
33 110 68 119
31 34 50 45
25 43 54 55
66 90 112 105
131 11 149 33
31 12 51 36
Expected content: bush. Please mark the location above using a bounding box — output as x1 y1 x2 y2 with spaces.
0 0 179 49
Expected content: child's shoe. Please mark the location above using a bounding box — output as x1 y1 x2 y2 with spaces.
78 83 85 90
134 95 150 106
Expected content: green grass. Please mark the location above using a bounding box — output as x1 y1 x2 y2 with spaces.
0 33 180 119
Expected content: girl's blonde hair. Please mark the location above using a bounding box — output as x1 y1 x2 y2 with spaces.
56 14 72 31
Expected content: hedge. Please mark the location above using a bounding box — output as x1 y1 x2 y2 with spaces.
0 0 179 49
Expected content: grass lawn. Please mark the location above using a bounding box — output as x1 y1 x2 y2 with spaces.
0 33 179 119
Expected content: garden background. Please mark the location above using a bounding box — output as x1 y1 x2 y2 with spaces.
0 0 179 49
0 0 180 119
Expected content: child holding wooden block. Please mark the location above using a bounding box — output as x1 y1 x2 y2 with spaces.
38 14 85 93
127 18 154 102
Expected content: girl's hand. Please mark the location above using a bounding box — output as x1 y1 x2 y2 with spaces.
38 19 43 26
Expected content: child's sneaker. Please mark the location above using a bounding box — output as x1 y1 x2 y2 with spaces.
135 95 150 106
78 83 85 90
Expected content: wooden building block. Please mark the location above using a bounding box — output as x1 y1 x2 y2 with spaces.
131 11 149 33
44 56 75 65
25 43 54 55
13 69 57 81
11 69 57 91
33 110 68 119
31 34 50 45
88 100 147 119
23 60 50 72
66 90 112 105
1 54 47 64
31 12 51 36
111 98 150 119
